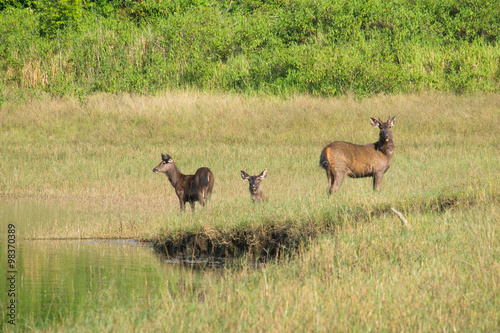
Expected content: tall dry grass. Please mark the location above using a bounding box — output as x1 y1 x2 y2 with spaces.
13 203 499 332
1 92 499 331
1 92 499 241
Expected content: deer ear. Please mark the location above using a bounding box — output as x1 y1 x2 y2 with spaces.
241 171 250 180
161 154 167 160
370 117 379 128
167 157 173 163
260 169 267 179
389 115 396 126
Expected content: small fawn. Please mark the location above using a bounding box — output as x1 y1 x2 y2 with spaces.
319 116 396 194
153 153 214 211
240 169 267 203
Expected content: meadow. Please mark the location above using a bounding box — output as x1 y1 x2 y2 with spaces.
1 91 499 330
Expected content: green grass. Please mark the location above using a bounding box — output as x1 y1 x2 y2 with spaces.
12 203 500 332
1 91 499 331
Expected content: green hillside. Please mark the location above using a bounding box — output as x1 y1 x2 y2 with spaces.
1 0 500 98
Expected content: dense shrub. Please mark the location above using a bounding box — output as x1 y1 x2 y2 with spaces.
1 0 499 97
37 0 83 37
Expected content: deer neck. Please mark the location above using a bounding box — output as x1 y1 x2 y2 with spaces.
250 187 262 197
375 135 395 158
251 192 263 202
165 164 183 188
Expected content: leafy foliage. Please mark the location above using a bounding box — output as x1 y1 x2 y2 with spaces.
1 0 500 97
37 0 83 37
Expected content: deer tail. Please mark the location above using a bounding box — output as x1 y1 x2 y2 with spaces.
319 148 330 170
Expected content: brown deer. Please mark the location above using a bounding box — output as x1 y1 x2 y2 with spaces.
153 153 214 211
240 169 267 202
320 116 396 194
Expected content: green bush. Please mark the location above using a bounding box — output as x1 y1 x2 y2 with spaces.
37 0 83 37
1 0 499 97
0 0 36 10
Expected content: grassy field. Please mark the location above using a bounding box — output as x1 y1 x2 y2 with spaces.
1 92 499 330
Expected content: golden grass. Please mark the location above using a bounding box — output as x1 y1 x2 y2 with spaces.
1 91 499 331
0 91 500 238
1 91 499 241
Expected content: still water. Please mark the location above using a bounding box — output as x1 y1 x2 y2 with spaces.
0 200 213 329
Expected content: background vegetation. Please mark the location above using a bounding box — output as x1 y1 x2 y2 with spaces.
1 0 500 99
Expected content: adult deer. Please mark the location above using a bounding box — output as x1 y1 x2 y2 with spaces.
153 153 214 211
319 116 396 194
240 169 267 203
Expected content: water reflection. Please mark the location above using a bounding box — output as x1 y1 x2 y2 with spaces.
163 255 227 268
0 200 213 329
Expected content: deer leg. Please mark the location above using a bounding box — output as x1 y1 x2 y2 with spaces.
198 189 206 207
326 168 334 194
190 201 195 212
179 199 186 211
373 172 384 191
330 171 346 194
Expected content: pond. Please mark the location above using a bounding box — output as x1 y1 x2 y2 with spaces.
0 200 217 330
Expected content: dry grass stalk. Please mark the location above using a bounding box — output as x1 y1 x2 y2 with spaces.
391 207 412 230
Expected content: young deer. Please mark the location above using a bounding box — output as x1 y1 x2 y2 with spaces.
153 153 214 211
240 169 267 203
320 116 396 194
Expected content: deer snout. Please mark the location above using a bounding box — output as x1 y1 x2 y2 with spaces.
153 168 158 173
381 131 390 141
250 184 258 192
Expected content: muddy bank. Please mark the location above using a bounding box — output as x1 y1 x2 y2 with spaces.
148 192 491 261
151 221 322 262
